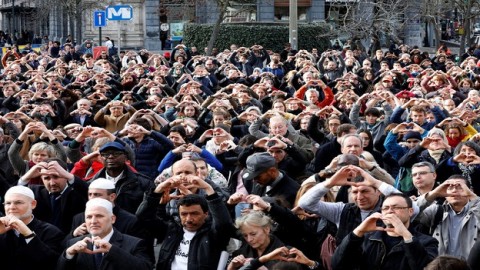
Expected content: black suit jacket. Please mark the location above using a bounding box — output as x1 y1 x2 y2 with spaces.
29 177 88 233
251 171 300 208
57 230 152 270
0 218 65 269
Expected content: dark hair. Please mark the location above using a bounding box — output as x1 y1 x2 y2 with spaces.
133 118 152 131
170 125 187 138
454 141 480 156
238 134 258 147
384 193 413 208
336 123 356 137
364 107 381 117
424 255 470 270
178 194 208 213
45 158 68 170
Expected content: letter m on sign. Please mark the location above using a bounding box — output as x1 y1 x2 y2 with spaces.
106 5 133 21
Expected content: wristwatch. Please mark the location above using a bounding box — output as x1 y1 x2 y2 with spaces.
24 231 36 239
308 261 319 269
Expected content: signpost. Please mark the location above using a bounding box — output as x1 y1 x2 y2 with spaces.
106 4 134 54
93 11 107 46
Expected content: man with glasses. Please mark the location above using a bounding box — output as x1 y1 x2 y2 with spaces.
89 142 154 214
299 165 411 243
411 162 437 198
332 193 438 270
0 186 64 269
416 175 479 259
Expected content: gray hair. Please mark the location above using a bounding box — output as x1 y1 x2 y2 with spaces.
412 161 435 172
340 134 364 148
235 211 273 230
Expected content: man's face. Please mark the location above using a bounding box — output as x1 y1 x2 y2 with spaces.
193 160 208 179
41 174 68 193
269 119 287 136
443 100 456 112
88 188 114 202
31 150 49 164
381 196 413 227
306 91 319 103
445 179 470 208
109 106 123 117
341 136 363 156
412 166 436 191
268 148 287 163
350 186 380 210
85 206 115 238
168 132 185 147
179 204 208 232
410 111 425 125
328 119 341 134
4 193 36 220
100 150 127 170
365 114 378 125
254 170 273 186
172 160 197 185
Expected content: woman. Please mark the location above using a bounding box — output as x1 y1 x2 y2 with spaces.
436 141 480 193
228 211 285 270
358 128 384 166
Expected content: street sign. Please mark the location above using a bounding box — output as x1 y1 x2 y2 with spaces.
93 11 107 27
106 5 133 21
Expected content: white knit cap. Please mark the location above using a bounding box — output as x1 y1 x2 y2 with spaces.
89 178 115 190
86 198 113 214
5 186 35 200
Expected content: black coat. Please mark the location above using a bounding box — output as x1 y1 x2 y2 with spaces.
136 192 233 270
29 177 88 233
89 167 154 214
57 230 152 270
332 229 438 270
251 171 300 208
0 218 64 270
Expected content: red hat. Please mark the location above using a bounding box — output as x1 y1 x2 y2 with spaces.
164 52 171 58
395 90 415 99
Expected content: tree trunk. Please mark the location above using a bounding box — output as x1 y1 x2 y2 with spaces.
69 13 75 43
206 8 225 56
434 23 442 48
75 3 82 44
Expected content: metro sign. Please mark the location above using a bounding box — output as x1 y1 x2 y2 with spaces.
106 5 133 21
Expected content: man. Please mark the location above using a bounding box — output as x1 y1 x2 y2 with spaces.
242 152 299 207
120 118 173 180
69 178 147 242
411 162 437 198
323 134 394 185
311 123 357 174
89 142 154 214
332 193 438 270
391 102 446 131
19 159 88 233
350 93 393 147
417 175 480 259
0 186 64 269
298 165 410 243
136 159 233 270
249 115 313 161
64 99 98 127
58 198 152 270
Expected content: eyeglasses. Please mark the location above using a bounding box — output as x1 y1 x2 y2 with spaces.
447 185 464 191
411 171 432 177
100 151 125 158
381 206 409 212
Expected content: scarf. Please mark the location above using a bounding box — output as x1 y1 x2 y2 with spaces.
428 149 445 164
458 163 475 187
447 136 464 149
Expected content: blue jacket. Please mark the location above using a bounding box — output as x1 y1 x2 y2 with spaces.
123 131 174 180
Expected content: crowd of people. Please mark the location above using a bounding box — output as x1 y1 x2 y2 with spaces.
0 37 479 270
